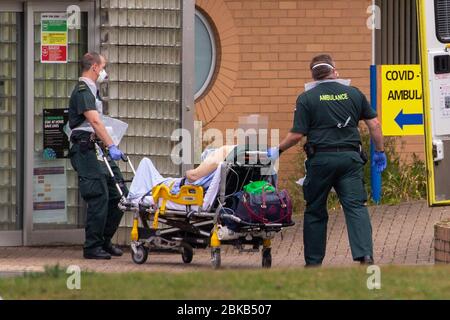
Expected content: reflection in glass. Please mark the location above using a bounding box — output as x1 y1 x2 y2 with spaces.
32 12 88 230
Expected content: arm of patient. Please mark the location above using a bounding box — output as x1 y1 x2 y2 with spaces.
185 145 235 182
170 145 234 195
171 171 215 195
185 157 217 182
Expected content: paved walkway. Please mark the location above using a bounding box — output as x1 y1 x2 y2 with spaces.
0 201 448 273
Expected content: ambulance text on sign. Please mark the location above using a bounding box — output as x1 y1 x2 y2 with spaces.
381 65 424 136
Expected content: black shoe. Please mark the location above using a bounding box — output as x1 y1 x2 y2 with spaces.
304 263 322 268
83 247 111 260
103 243 123 257
358 255 374 265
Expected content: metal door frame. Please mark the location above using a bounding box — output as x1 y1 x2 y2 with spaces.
181 0 195 174
417 0 450 206
23 0 97 245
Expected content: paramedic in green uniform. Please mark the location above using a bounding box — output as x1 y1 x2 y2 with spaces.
68 52 127 260
268 54 387 266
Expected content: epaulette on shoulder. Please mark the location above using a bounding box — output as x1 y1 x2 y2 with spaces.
78 83 87 92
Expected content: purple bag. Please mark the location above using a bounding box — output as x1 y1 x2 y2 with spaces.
235 189 293 225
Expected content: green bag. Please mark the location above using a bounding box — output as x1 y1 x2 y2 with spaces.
243 181 275 195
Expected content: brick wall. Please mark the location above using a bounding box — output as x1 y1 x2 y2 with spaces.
195 0 383 182
393 136 425 163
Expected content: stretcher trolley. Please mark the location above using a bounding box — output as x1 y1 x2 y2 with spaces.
102 144 295 269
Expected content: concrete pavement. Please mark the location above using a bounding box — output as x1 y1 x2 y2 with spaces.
0 201 448 273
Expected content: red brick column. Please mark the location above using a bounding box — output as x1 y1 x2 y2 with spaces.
434 219 450 264
195 0 373 182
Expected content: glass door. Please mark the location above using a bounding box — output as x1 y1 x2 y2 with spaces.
24 1 96 245
0 4 23 246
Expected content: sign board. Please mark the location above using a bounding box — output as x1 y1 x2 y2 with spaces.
32 157 68 224
381 65 424 136
43 108 69 159
41 13 68 63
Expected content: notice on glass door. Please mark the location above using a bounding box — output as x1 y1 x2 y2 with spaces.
33 157 68 224
43 108 69 159
41 13 68 63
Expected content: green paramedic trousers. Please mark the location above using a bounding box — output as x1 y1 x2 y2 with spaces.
69 143 128 250
302 151 373 265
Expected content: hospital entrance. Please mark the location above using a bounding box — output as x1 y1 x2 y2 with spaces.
0 0 190 246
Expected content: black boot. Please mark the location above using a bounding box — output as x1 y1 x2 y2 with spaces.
304 263 322 268
103 242 123 257
358 255 374 265
84 247 111 260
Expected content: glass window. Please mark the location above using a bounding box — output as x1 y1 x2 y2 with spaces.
100 2 183 228
435 0 450 43
0 12 21 231
100 3 182 182
195 10 216 99
32 12 88 230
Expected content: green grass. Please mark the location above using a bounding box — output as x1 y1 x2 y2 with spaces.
1 264 449 300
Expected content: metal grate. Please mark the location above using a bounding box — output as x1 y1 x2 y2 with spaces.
436 0 450 43
375 0 419 64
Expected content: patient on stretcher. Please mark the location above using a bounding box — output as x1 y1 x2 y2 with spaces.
127 145 236 202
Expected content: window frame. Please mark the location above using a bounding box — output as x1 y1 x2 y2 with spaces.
434 0 450 43
194 9 216 100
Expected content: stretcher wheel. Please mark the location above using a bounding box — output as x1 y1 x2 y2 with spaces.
262 248 272 268
211 248 221 269
181 243 194 264
131 245 148 264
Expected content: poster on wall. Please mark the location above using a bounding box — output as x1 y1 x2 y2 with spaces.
41 13 68 63
32 156 68 224
43 108 69 159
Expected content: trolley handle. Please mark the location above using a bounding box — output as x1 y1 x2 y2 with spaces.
95 141 137 176
121 154 136 176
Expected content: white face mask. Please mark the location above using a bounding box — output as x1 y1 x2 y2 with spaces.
96 69 108 83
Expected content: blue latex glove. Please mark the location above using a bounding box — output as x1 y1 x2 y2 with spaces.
267 147 280 161
108 144 124 161
372 151 387 173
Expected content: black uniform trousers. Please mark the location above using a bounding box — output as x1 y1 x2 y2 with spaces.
302 151 373 265
69 142 128 250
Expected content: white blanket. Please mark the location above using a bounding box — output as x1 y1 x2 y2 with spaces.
126 157 222 211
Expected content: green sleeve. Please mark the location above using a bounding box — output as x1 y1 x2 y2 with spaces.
290 96 310 134
75 90 96 115
358 89 377 120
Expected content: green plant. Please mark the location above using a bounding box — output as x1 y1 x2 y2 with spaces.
376 137 427 204
283 146 306 214
22 264 65 279
360 132 427 204
283 130 427 213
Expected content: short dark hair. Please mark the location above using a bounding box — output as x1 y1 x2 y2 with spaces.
310 54 335 80
80 52 103 72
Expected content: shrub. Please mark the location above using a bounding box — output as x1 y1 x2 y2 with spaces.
283 131 427 214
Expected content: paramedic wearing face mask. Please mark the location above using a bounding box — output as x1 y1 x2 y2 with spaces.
267 54 386 267
68 52 127 260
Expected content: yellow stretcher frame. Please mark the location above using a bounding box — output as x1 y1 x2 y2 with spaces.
131 183 204 240
417 0 450 206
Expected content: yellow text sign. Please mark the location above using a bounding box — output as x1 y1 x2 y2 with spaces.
41 32 67 45
381 65 424 136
